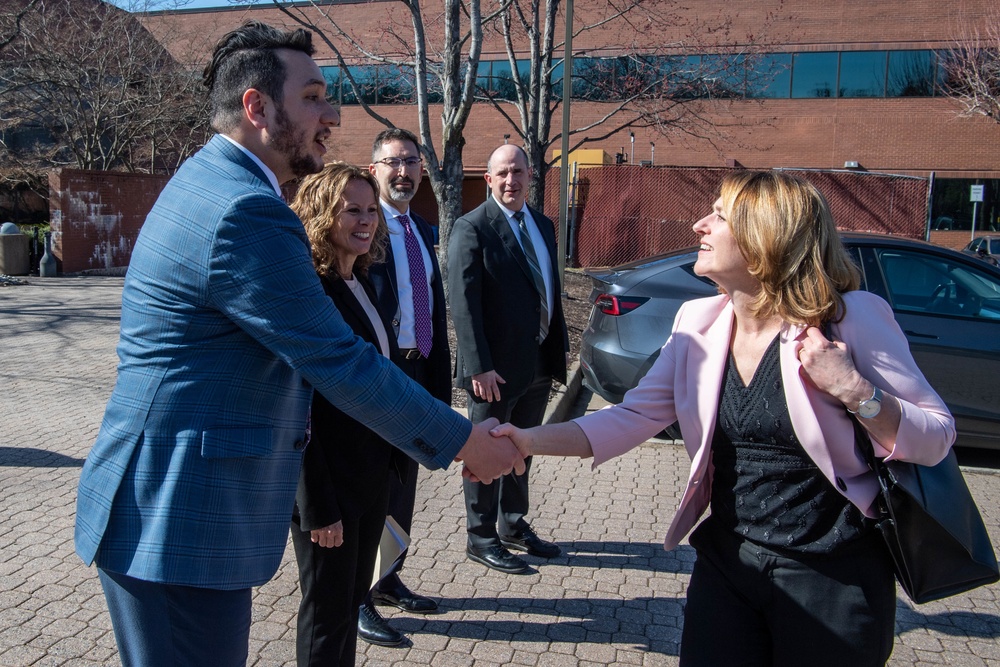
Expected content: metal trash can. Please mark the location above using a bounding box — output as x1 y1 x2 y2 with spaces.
0 223 30 276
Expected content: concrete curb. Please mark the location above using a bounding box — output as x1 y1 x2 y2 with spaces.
543 360 584 425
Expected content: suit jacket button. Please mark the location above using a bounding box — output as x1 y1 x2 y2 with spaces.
835 476 847 491
392 318 400 327
293 438 308 451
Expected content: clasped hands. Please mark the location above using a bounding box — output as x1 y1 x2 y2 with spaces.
455 417 527 483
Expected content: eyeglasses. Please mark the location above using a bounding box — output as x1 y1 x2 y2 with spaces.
374 156 423 170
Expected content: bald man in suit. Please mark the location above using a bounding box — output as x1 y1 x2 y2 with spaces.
448 144 569 574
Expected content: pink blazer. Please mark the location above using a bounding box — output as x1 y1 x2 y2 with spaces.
575 291 956 550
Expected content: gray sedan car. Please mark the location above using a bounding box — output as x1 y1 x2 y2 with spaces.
580 232 1000 449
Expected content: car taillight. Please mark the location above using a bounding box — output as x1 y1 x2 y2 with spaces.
593 293 649 316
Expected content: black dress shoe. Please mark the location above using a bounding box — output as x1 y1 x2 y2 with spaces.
500 527 561 558
372 581 439 614
357 601 404 647
466 544 529 574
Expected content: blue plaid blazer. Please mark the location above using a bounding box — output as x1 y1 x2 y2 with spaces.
74 136 470 589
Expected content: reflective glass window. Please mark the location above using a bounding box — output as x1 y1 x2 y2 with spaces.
378 65 415 104
572 57 617 100
887 50 936 96
660 55 704 99
476 61 492 93
321 66 341 105
748 53 791 98
838 51 886 97
701 54 746 98
343 66 377 105
791 52 838 98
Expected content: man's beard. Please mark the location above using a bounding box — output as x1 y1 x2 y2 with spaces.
387 180 416 203
271 106 323 178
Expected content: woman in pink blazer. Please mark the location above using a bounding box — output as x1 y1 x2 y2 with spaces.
494 171 955 666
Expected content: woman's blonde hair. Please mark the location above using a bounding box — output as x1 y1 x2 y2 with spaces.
720 170 860 327
291 162 388 277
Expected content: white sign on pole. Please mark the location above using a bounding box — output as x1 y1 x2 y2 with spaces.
970 185 985 202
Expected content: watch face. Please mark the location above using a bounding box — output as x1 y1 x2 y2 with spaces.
852 386 883 419
858 397 881 419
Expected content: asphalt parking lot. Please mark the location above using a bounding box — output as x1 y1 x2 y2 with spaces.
2 276 999 666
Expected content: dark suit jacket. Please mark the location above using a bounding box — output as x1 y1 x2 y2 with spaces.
368 210 452 403
448 197 569 395
295 273 407 531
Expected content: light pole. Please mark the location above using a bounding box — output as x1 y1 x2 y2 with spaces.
650 141 655 165
629 132 635 164
557 0 575 290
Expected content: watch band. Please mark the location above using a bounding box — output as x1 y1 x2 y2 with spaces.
849 385 883 419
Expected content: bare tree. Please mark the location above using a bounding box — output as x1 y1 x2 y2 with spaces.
0 0 210 177
481 0 785 208
273 0 501 276
0 0 40 53
942 6 1000 123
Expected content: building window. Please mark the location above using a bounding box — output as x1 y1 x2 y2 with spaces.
329 49 942 106
791 52 838 98
887 50 937 97
748 53 792 98
838 51 886 97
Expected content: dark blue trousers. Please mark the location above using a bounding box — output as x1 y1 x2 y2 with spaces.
98 568 252 667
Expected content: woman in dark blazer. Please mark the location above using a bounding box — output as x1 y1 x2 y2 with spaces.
289 162 408 666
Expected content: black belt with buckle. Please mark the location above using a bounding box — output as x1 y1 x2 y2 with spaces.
401 348 423 360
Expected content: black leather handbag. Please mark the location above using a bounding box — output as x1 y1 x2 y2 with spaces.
851 415 999 604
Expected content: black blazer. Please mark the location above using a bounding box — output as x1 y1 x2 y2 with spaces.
368 210 452 404
447 197 569 395
294 272 408 531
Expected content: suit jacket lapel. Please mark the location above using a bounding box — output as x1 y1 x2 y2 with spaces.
324 275 385 356
779 323 843 481
486 198 541 288
686 300 732 478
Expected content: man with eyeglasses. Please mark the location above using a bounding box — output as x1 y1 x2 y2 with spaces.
360 127 448 647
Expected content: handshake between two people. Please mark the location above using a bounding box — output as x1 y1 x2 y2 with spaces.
454 418 528 484
454 419 594 483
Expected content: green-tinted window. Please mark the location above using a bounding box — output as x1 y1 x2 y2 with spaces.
343 66 377 105
887 50 936 96
749 53 791 98
839 51 886 97
321 66 341 105
378 65 415 104
791 52 838 98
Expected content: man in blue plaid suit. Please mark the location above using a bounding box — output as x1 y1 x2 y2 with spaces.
74 22 523 667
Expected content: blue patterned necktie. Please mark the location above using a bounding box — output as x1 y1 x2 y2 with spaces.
514 211 549 341
399 214 433 358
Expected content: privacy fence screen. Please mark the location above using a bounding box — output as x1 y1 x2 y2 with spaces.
544 166 929 268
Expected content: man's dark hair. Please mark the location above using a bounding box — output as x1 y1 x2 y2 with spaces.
371 127 421 161
202 21 315 133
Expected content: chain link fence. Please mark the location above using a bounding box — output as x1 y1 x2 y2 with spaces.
544 166 929 268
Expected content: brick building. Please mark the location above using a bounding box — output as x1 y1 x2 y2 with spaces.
138 1 999 211
49 0 999 272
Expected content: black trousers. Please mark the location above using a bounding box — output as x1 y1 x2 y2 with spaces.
379 352 427 580
290 486 389 667
463 354 551 549
680 518 897 667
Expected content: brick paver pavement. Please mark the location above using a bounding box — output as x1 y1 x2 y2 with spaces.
2 277 999 666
